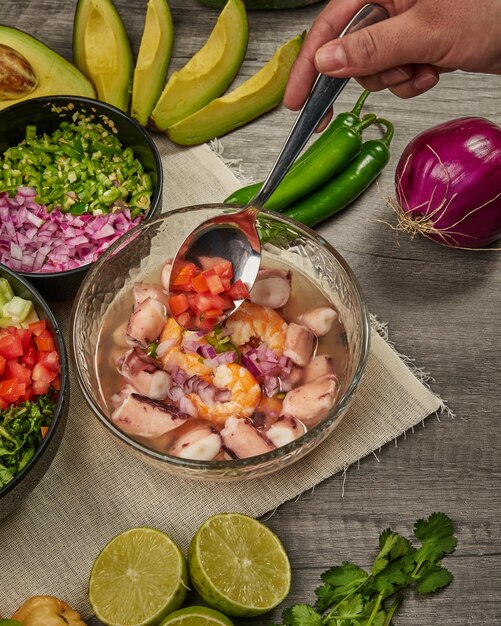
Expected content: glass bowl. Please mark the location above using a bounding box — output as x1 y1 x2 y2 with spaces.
70 206 370 480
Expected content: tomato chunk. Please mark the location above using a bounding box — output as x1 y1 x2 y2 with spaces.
29 320 46 336
35 330 56 352
169 293 189 316
202 269 225 295
0 379 25 403
228 279 251 301
32 363 58 384
37 350 60 374
0 333 23 359
4 360 32 386
0 354 5 376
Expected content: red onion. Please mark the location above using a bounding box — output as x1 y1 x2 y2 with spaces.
395 117 501 248
0 187 143 272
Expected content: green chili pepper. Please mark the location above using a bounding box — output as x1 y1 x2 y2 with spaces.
226 115 375 213
283 118 394 227
225 90 372 207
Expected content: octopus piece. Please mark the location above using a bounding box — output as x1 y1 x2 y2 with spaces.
117 347 172 400
297 306 338 337
169 423 222 460
283 322 315 367
126 297 167 348
282 374 338 427
249 268 291 309
111 393 189 438
221 416 275 459
266 415 307 447
302 355 336 384
280 364 304 392
133 282 170 308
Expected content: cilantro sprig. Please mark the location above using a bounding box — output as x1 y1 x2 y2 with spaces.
277 513 457 626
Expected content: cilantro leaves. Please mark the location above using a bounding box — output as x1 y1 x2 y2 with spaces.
277 513 457 626
0 394 55 488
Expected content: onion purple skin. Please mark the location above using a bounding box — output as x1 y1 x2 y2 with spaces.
395 117 501 248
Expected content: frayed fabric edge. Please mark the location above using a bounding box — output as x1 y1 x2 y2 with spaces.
209 138 254 186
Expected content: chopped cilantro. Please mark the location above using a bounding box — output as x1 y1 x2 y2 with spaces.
0 394 56 489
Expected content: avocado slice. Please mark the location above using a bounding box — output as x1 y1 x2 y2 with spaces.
198 0 322 7
131 0 174 126
0 26 95 111
150 0 248 131
167 33 303 146
73 0 133 111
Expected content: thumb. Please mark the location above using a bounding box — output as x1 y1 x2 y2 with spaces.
315 11 435 77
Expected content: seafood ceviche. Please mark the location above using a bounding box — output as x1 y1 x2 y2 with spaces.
100 257 348 461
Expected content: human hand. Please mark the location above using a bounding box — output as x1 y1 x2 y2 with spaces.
284 0 501 111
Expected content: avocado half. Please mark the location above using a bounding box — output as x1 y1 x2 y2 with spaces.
167 33 303 146
0 26 95 111
73 0 133 111
150 0 248 131
131 0 174 127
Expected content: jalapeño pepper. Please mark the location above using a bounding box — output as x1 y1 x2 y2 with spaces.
225 114 375 212
284 118 394 227
225 90 372 207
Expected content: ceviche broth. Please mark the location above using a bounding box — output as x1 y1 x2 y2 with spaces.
95 255 349 462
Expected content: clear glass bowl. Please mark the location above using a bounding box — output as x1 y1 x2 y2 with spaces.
70 206 370 480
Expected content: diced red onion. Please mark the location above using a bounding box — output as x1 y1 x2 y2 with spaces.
156 338 178 358
240 353 262 378
0 187 143 273
197 344 217 359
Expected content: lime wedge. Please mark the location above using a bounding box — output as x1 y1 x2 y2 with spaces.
89 527 188 626
159 606 234 626
188 513 291 617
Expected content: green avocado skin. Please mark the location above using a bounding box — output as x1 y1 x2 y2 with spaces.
197 0 322 7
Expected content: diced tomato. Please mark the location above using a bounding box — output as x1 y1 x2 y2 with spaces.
29 319 46 336
203 308 224 319
0 396 7 410
51 375 61 391
219 293 235 310
41 425 49 438
169 293 190 316
0 354 5 376
18 385 35 403
228 279 251 301
16 328 33 350
199 257 234 279
0 379 25 403
4 360 32 386
202 269 225 295
36 350 60 374
32 363 57 384
32 379 49 396
174 311 192 329
221 277 232 292
191 293 226 313
0 333 23 359
190 272 209 294
21 342 36 367
35 329 56 352
171 262 198 291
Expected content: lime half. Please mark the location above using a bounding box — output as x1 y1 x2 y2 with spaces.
89 527 188 626
188 513 291 617
159 606 234 626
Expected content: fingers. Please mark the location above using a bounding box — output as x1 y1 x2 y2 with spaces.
284 0 369 110
315 10 438 78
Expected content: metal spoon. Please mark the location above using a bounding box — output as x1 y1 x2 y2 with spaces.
170 3 389 328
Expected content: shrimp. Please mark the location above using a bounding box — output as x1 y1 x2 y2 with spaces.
224 302 288 355
190 363 261 426
158 318 212 377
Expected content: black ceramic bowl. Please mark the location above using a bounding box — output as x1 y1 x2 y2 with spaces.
0 264 69 521
0 96 163 301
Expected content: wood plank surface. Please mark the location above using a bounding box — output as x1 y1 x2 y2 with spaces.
2 1 500 624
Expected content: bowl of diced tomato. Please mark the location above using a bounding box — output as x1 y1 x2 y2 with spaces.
0 263 69 521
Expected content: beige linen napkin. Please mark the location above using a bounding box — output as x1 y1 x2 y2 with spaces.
0 140 442 617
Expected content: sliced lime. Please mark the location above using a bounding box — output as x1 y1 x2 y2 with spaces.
188 513 291 617
159 605 234 626
89 527 188 626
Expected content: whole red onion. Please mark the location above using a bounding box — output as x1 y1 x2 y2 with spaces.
395 117 501 248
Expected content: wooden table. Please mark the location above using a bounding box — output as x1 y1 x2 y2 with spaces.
5 1 501 624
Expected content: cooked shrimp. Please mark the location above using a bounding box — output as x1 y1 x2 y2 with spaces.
162 347 212 377
190 363 261 426
224 302 288 355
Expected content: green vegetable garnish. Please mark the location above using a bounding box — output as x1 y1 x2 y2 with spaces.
278 513 456 626
0 107 152 216
206 325 240 359
0 393 56 488
146 341 159 358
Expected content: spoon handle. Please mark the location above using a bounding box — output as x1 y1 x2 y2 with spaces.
248 2 389 211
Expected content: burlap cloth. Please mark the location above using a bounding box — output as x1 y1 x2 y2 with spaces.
0 140 443 618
